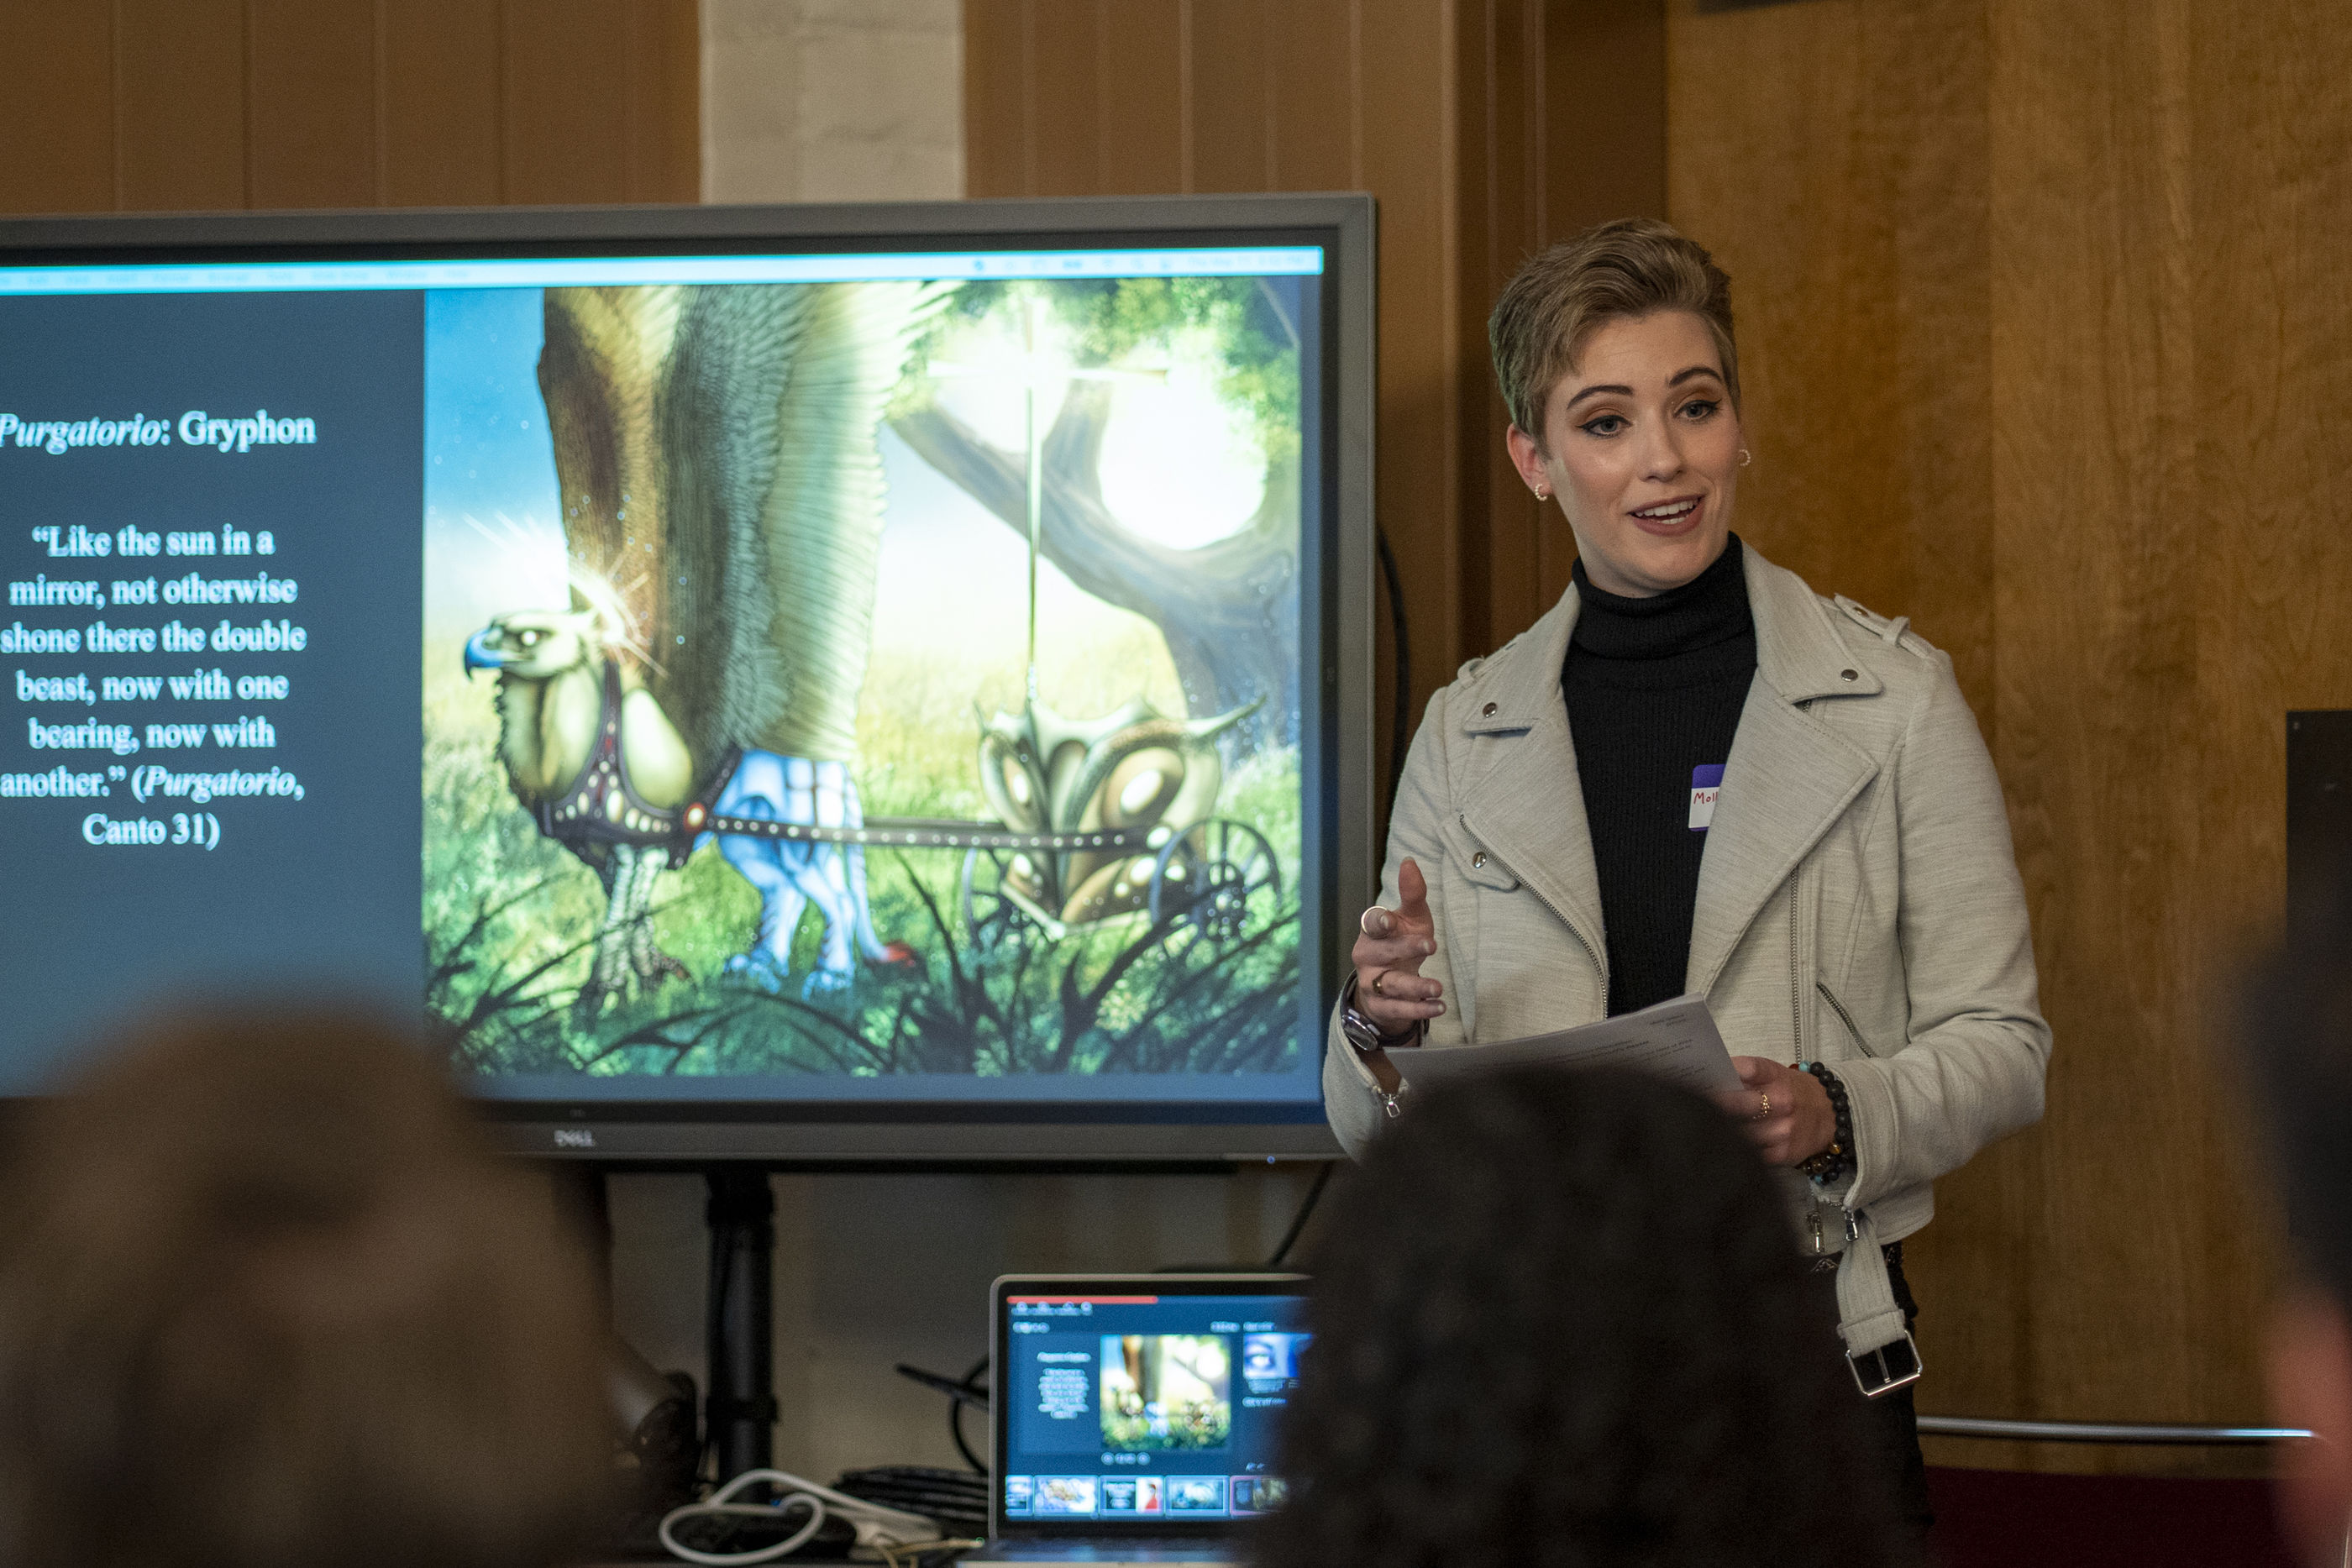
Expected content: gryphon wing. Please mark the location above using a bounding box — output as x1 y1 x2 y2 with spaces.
654 280 951 769
538 285 686 655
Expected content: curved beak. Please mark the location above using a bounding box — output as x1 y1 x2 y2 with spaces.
463 627 504 677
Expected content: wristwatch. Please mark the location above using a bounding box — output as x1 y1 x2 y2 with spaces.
1338 972 1426 1057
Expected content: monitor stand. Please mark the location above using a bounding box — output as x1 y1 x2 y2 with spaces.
704 1169 778 1479
552 1166 778 1483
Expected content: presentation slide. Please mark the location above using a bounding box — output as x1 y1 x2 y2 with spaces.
0 291 424 1084
1001 1293 1305 1520
0 248 1329 1112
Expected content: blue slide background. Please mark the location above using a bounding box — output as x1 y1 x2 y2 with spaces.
0 291 424 1088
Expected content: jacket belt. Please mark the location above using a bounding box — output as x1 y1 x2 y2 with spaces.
1834 1207 1923 1397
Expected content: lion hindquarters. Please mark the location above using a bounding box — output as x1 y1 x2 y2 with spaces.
711 752 895 989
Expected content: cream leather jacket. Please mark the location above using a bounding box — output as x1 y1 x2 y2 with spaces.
1326 543 2050 1363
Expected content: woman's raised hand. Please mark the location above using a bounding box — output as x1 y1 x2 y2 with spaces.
1352 857 1446 1038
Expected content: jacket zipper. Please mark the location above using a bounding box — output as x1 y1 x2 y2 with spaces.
1787 876 1805 1064
1814 979 1871 1235
1786 700 1816 1066
1816 981 1866 1054
1791 865 1840 1250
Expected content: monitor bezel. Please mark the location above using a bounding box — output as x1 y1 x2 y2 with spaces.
989 1271 1311 1542
0 195 1372 1164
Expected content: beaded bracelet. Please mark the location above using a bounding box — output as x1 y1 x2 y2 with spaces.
1796 1061 1855 1183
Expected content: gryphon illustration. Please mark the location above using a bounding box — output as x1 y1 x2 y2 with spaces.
464 281 947 1014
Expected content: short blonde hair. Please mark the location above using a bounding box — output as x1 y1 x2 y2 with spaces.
1488 218 1740 446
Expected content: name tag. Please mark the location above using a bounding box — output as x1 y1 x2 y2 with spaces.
1689 763 1725 831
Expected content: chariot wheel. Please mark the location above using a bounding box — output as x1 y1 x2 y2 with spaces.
1147 819 1282 954
962 845 1040 952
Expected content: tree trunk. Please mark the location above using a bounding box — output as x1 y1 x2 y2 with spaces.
890 380 1299 751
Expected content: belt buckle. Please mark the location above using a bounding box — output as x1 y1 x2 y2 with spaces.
1846 1330 1924 1398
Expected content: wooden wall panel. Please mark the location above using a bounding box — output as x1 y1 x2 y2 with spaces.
2191 2 2352 945
1189 0 1272 195
378 0 505 207
0 1 115 212
1669 0 1994 714
1455 0 1534 658
1100 1 1186 197
1270 0 1354 191
114 0 249 212
1543 0 1663 239
0 0 698 218
248 0 379 208
1026 0 1103 195
962 0 1031 199
1672 0 2352 1476
1357 0 1467 723
501 0 632 205
1985 0 2220 1474
621 0 698 205
2185 0 2352 1450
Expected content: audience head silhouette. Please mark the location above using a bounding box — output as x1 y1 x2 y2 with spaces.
1255 1066 1913 1568
2244 874 2352 1565
0 1007 610 1568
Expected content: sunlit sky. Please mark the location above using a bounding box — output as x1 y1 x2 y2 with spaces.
422 289 566 645
927 304 1268 550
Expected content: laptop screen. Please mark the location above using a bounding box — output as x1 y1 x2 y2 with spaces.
993 1276 1310 1532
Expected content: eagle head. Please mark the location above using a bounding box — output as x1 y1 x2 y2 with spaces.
466 609 607 805
465 606 693 814
464 608 601 681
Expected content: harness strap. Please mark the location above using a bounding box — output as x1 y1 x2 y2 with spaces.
533 659 689 860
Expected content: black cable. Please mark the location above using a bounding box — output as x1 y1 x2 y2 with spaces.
895 1357 991 1473
948 1355 989 1474
1374 525 1412 809
1266 1162 1336 1268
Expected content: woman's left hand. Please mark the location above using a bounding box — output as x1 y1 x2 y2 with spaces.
1719 1057 1835 1167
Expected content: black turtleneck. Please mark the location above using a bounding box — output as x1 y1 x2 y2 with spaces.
1563 534 1757 1016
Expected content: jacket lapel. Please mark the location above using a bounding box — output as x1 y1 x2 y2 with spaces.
1686 549 1882 996
1457 595 1610 968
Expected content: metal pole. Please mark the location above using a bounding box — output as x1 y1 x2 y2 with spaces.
1916 1414 2310 1445
1024 296 1043 709
705 1168 776 1480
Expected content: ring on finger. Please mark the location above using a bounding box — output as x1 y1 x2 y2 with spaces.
1751 1091 1771 1123
1359 906 1392 937
1370 968 1390 998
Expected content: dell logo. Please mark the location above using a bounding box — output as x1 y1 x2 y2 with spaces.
553 1129 596 1150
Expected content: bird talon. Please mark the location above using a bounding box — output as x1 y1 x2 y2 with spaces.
570 983 612 1030
640 949 692 985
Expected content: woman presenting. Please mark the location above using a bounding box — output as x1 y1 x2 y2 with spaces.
1328 218 2050 1532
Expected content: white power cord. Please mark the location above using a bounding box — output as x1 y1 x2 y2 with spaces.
658 1468 946 1565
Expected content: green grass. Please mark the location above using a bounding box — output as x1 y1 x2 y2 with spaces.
423 656 1304 1079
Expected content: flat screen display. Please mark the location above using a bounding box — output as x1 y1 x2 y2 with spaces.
993 1278 1308 1534
0 200 1373 1159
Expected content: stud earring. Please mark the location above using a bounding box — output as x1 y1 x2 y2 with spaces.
1738 448 1752 467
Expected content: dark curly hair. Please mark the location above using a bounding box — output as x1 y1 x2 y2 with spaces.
1252 1067 1914 1568
2243 863 2352 1307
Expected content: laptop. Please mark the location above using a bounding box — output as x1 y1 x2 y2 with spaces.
963 1273 1311 1564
